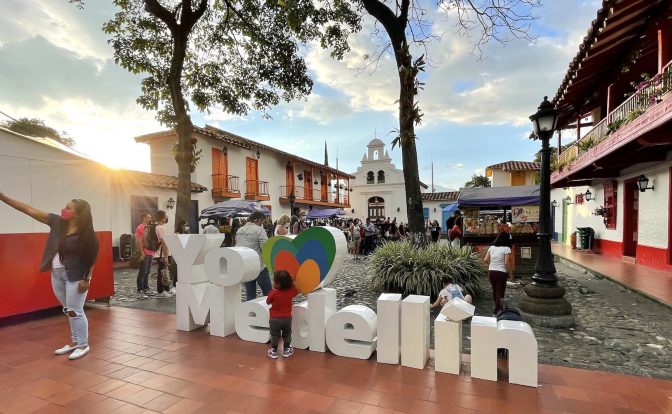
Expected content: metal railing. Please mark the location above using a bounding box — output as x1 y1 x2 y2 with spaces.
245 180 269 196
557 62 672 169
280 186 350 206
211 174 239 194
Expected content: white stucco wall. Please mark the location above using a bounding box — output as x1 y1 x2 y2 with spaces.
490 169 537 187
551 158 671 249
0 129 112 235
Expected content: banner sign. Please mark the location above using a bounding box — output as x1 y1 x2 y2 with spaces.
512 205 539 223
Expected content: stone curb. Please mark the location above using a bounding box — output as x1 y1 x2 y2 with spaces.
555 255 672 309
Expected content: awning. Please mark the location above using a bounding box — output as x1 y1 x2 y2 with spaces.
307 208 347 219
200 200 271 219
441 203 459 214
457 186 539 207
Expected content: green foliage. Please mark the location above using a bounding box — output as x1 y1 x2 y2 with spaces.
577 137 595 153
606 118 626 135
464 173 491 188
103 0 361 126
369 241 487 298
2 118 75 148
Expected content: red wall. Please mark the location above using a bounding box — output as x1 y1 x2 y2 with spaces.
0 231 114 319
594 238 672 271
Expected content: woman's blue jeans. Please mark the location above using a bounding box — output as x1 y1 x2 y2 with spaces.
51 268 88 347
245 267 272 301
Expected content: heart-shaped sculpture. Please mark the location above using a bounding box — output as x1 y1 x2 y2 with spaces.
262 226 347 293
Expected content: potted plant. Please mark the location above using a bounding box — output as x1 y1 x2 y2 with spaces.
593 206 610 227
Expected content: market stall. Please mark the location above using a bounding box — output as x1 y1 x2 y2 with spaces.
457 185 541 278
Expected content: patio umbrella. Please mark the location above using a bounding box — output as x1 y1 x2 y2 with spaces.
200 200 270 219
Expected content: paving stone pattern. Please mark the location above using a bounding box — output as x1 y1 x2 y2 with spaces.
110 255 672 380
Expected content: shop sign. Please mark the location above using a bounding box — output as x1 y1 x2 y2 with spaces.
512 205 539 223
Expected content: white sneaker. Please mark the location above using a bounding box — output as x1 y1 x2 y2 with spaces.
68 346 90 360
55 344 80 355
169 287 176 295
158 291 173 298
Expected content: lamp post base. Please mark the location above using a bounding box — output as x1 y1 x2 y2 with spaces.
519 284 574 328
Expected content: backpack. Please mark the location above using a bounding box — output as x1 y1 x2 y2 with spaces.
143 222 161 251
359 225 366 239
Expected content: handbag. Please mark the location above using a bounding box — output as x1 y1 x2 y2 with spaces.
449 224 462 240
158 251 173 286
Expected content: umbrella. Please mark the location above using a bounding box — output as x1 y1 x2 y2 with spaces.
441 203 459 214
306 208 347 219
200 200 270 219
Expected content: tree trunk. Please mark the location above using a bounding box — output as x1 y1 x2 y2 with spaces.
397 44 425 238
168 32 194 228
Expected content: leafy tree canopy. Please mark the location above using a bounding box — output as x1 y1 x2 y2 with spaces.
2 117 75 148
103 0 361 126
464 173 491 188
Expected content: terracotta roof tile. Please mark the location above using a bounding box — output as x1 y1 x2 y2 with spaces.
135 125 355 179
486 161 540 172
421 191 459 201
115 170 208 193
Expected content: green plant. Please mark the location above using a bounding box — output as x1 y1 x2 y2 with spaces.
577 137 595 153
606 118 626 135
368 241 487 298
625 108 646 123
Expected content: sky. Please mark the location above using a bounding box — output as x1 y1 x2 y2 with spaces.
0 0 600 191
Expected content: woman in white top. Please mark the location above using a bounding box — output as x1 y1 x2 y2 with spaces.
275 215 290 236
483 232 514 313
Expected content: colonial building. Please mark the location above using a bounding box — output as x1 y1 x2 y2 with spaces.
135 125 354 221
486 161 540 187
550 0 672 271
349 138 431 223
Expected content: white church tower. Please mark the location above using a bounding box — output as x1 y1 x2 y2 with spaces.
349 137 427 222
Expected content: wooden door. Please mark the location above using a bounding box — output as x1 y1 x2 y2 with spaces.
623 179 638 257
321 174 328 201
562 199 569 244
246 157 258 195
304 170 313 200
131 196 158 233
212 148 228 191
286 165 295 195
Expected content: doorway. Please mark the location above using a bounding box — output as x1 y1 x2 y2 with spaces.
561 198 569 244
131 196 158 233
622 179 639 257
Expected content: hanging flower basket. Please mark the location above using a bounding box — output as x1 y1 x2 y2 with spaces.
592 206 609 217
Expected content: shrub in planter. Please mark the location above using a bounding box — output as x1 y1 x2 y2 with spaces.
368 241 487 299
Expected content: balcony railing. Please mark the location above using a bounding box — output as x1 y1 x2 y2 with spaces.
280 186 350 206
245 180 269 197
211 174 240 196
557 62 672 169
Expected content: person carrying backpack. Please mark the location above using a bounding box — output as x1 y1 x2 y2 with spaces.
135 212 155 299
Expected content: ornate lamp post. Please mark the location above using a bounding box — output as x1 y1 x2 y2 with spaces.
288 193 296 217
520 97 573 327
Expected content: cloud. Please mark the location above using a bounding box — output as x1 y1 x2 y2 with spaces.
285 93 354 125
452 163 464 169
295 1 598 127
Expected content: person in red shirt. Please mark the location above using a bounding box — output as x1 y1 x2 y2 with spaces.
266 270 298 359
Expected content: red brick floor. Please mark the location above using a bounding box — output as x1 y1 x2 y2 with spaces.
1 307 671 413
552 243 672 306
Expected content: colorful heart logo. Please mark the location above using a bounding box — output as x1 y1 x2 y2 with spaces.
262 226 347 293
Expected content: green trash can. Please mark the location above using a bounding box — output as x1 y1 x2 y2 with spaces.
576 227 594 250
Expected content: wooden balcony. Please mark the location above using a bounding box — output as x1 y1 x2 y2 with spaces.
212 174 240 199
553 62 672 187
245 180 270 201
279 186 350 208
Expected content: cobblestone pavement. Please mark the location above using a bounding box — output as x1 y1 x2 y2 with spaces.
110 255 672 380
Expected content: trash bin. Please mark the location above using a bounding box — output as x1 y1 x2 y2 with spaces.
576 227 594 250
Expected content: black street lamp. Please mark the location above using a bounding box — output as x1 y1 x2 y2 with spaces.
520 96 573 327
288 193 296 217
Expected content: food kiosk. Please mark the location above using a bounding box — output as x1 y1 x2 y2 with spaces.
457 186 540 278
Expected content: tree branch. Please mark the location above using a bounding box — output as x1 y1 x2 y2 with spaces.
144 0 178 33
361 0 404 50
